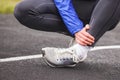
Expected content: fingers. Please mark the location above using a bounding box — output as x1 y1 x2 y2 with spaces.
75 32 94 46
83 24 94 40
76 38 87 46
75 24 95 46
75 37 91 46
81 31 95 41
78 32 94 45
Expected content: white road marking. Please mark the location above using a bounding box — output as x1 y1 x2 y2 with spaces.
0 45 120 62
91 45 120 51
0 54 43 62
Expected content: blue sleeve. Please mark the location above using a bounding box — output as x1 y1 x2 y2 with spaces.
54 0 84 35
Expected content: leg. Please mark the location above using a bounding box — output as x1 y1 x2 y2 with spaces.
41 1 101 67
14 0 98 36
88 0 120 45
14 0 69 34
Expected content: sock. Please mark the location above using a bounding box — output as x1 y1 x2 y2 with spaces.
69 43 91 61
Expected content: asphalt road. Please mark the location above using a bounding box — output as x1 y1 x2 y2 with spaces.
0 14 120 80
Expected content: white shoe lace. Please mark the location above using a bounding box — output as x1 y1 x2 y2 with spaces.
54 48 80 63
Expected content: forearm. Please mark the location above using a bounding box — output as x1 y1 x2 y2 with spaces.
54 0 84 35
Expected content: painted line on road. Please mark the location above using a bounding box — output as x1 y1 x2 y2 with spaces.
91 45 120 51
0 54 43 62
0 45 120 63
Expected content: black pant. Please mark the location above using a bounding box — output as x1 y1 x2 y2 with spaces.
14 0 120 45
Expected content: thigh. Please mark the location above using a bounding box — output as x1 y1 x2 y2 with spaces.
19 0 98 22
15 0 98 36
16 0 58 14
15 0 70 35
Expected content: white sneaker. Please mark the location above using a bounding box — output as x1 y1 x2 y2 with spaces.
42 38 91 67
42 47 80 67
42 45 91 67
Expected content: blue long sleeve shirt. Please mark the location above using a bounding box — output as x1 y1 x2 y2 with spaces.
54 0 84 35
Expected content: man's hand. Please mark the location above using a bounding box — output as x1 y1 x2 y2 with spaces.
75 24 95 46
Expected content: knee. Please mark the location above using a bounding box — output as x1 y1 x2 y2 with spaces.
14 1 32 24
14 1 25 19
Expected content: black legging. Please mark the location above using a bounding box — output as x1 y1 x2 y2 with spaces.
14 0 120 45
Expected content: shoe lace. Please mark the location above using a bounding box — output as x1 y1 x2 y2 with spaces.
55 48 80 63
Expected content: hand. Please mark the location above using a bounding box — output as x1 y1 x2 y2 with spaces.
75 24 95 46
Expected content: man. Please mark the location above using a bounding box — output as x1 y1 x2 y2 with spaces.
14 0 120 67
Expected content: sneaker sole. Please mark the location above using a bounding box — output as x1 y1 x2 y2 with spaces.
44 57 76 68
